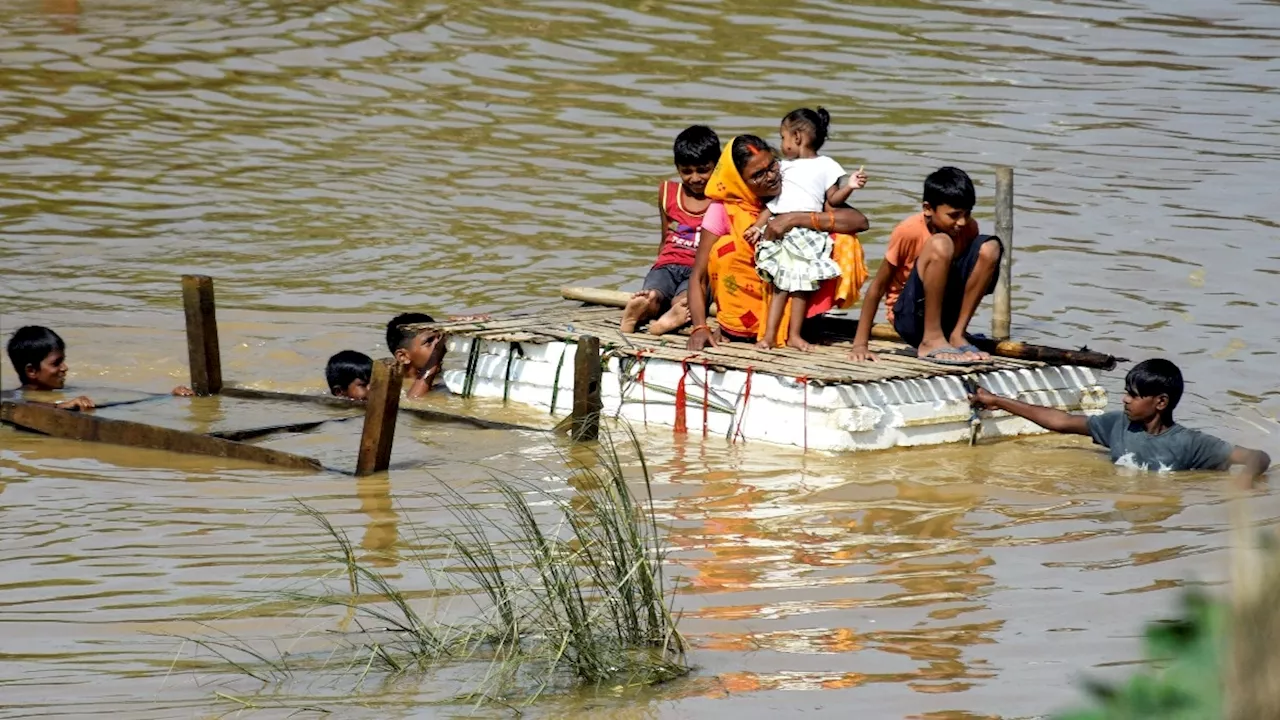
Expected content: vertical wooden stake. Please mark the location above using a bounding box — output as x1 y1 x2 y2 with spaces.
571 335 602 442
992 166 1015 340
182 275 223 395
356 358 403 476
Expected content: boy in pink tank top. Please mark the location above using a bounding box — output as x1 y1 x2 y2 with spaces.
620 126 721 335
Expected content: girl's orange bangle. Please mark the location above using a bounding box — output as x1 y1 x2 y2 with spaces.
828 210 835 230
690 324 711 336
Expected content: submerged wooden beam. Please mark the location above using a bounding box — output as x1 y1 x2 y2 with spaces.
571 335 602 442
182 275 223 395
992 167 1014 340
0 400 323 471
355 358 403 476
220 385 545 432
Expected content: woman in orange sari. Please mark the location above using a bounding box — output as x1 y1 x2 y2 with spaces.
687 135 869 351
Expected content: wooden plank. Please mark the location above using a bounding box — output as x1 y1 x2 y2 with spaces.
221 385 546 432
993 166 1014 340
0 400 323 471
182 275 223 395
560 286 905 342
356 359 403 476
571 336 602 442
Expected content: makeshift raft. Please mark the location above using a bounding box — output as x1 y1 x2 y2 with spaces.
418 291 1115 453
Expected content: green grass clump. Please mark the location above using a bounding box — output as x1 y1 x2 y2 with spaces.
185 427 688 707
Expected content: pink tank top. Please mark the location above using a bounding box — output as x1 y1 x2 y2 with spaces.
653 180 705 268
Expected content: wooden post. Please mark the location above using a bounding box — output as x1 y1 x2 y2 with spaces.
992 167 1014 340
355 358 403 476
182 275 223 395
571 335 602 442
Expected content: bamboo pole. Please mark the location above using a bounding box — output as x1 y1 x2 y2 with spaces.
992 167 1014 340
571 335 602 442
355 358 403 476
182 275 223 395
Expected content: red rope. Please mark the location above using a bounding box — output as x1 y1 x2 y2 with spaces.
797 375 810 452
733 366 754 444
673 357 691 434
701 360 710 438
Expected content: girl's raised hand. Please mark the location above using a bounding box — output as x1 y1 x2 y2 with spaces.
850 166 868 190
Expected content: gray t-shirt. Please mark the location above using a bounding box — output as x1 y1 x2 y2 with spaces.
1086 411 1234 472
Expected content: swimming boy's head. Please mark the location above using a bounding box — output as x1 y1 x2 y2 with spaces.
780 107 830 160
922 167 976 240
325 350 373 400
1123 359 1183 425
731 135 782 199
7 326 67 391
673 125 720 199
386 312 441 374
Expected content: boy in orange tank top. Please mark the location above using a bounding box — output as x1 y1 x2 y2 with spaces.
621 126 720 335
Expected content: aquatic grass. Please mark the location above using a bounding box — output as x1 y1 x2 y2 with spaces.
186 427 688 707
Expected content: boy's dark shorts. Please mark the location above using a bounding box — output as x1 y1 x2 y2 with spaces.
892 235 1003 347
642 264 692 307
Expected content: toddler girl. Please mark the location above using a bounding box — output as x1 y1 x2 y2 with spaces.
749 108 867 350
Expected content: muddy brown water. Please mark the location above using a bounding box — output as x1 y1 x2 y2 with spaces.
2 0 1278 717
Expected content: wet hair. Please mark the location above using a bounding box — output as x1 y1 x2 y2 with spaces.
386 312 435 352
782 107 831 151
673 125 720 167
325 350 372 395
730 135 775 174
923 166 976 211
7 325 64 385
1125 359 1184 421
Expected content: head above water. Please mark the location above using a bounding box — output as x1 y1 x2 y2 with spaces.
1123 358 1184 425
7 325 67 391
673 125 720 200
922 166 976 239
730 135 782 200
325 350 373 401
780 107 831 159
386 312 440 373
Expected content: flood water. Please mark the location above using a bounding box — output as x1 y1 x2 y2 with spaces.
2 0 1279 717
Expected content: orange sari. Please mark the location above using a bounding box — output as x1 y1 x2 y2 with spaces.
703 140 868 342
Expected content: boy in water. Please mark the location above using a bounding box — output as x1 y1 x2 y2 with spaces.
6 325 193 410
850 167 1003 365
386 313 444 399
325 350 372 400
970 358 1271 482
621 125 721 335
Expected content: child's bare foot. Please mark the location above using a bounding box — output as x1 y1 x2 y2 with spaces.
755 339 775 350
648 299 689 336
786 336 813 352
621 291 658 333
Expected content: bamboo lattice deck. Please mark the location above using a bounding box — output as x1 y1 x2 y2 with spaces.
411 305 1050 386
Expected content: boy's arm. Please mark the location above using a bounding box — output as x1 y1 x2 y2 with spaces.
849 261 894 361
657 185 669 251
969 387 1091 435
1229 446 1271 483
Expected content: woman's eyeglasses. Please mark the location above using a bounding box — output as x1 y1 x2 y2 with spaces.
750 159 780 183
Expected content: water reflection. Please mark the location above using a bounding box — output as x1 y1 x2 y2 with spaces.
2 0 1279 716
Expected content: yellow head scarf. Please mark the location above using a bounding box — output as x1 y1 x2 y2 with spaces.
704 139 769 337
